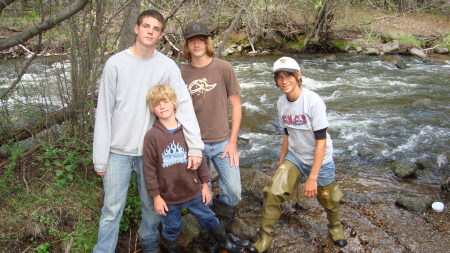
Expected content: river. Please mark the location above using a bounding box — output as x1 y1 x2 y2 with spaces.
1 53 449 196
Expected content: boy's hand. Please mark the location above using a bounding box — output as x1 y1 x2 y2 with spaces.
154 195 168 216
187 156 202 170
304 178 318 197
201 183 211 206
222 141 239 168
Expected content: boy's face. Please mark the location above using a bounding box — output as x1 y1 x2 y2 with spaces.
134 16 164 49
153 98 175 120
187 36 208 59
275 71 301 95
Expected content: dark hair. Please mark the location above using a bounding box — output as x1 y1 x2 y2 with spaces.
137 10 166 31
182 36 215 61
274 71 302 87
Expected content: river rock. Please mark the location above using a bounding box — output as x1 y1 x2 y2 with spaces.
391 160 417 178
434 47 449 54
324 54 336 61
179 213 203 247
365 48 380 55
409 48 428 58
395 195 433 212
231 217 258 241
380 40 400 54
357 147 382 159
382 55 406 69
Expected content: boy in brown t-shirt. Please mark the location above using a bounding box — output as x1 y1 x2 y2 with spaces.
180 21 253 251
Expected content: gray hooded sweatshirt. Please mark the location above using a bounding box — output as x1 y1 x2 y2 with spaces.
93 49 203 172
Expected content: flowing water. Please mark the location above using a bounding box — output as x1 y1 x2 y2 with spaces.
230 54 449 199
1 54 449 198
232 54 449 164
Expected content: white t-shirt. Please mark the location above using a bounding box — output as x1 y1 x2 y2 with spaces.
277 88 333 165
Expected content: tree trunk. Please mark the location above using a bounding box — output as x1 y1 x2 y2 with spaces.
117 0 143 51
304 0 338 51
0 0 88 51
217 0 251 58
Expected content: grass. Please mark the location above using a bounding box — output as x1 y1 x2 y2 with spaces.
389 32 426 48
0 132 147 252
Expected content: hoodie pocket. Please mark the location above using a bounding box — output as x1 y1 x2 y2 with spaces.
161 174 201 201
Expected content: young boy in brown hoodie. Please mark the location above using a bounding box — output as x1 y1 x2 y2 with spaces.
143 85 246 253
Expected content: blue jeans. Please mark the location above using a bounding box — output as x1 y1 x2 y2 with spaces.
285 151 335 187
204 140 242 206
162 195 220 240
93 153 161 253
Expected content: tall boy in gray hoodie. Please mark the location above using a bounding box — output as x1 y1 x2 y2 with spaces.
92 10 203 253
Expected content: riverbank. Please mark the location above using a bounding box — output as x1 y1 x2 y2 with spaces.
1 6 449 60
217 6 450 58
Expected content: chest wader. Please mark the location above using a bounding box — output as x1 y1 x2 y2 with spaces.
316 181 347 247
253 161 347 253
253 160 301 253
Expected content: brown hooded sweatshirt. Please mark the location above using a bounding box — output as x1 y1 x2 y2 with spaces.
143 119 210 204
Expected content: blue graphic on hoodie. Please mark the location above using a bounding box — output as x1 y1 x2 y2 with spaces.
162 141 188 168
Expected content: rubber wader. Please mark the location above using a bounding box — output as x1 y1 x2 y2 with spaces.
253 160 301 253
316 181 348 247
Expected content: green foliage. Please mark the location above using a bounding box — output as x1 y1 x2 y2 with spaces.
392 33 426 48
36 137 92 187
330 40 348 51
229 33 249 45
442 34 450 50
0 143 24 196
285 40 305 51
35 242 51 253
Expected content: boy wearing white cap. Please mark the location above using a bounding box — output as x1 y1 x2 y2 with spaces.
253 57 347 252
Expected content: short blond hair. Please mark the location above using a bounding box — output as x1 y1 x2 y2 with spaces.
146 85 178 113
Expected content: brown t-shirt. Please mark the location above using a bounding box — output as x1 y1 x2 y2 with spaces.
181 58 241 142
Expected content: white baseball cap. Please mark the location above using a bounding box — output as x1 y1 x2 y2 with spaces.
272 56 301 73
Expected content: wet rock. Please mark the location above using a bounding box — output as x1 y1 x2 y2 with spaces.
382 54 406 69
395 195 433 212
324 54 336 61
241 167 271 193
409 48 428 58
345 192 373 205
441 176 450 192
179 213 202 247
231 217 258 241
357 147 381 159
391 160 417 178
